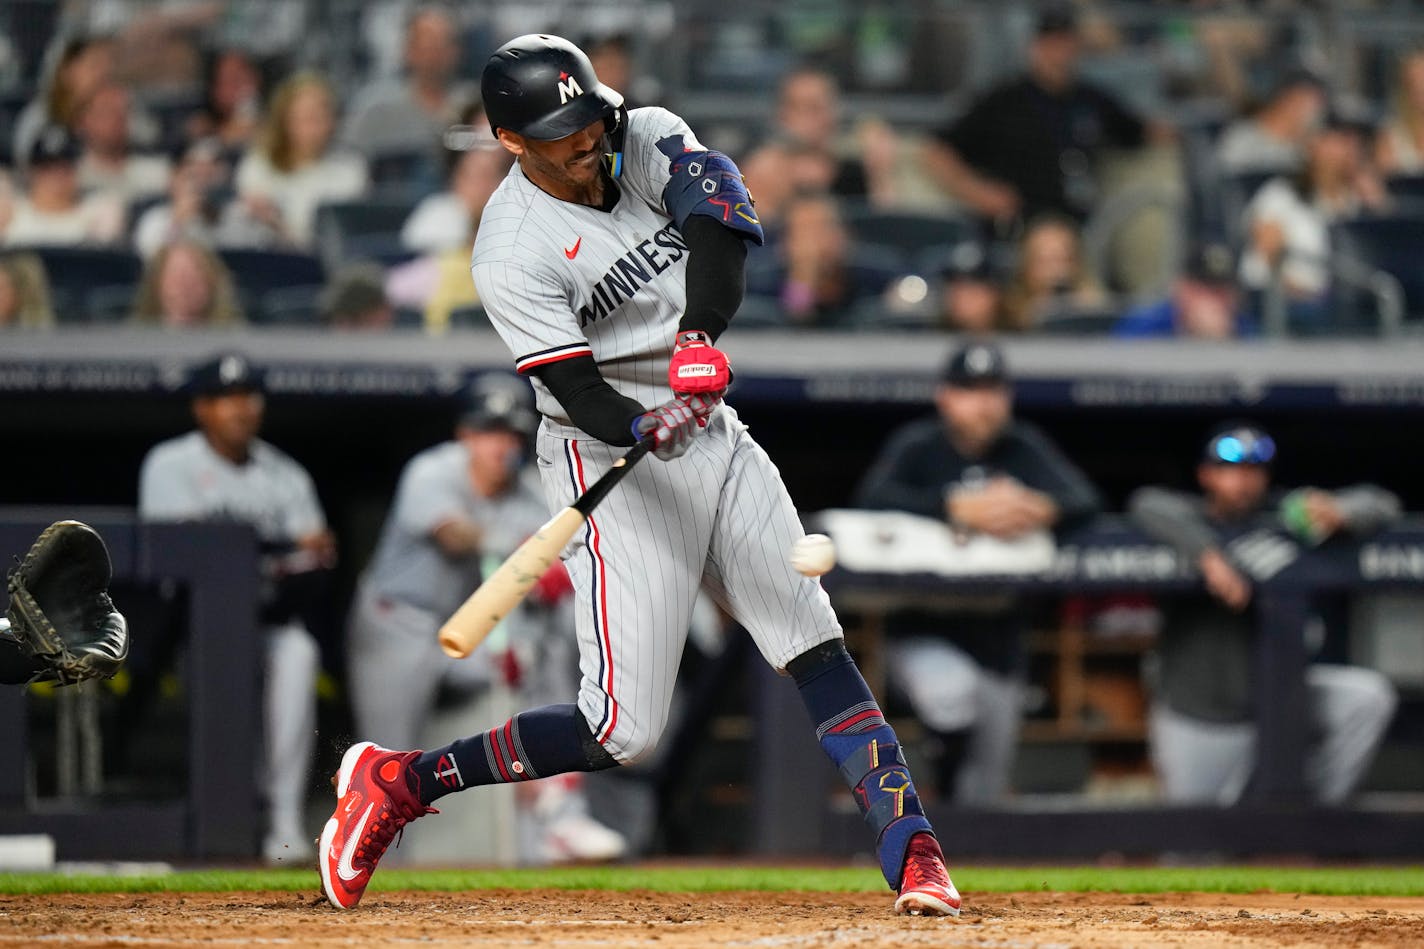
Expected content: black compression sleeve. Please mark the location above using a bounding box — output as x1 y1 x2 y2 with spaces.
533 355 645 446
677 215 748 342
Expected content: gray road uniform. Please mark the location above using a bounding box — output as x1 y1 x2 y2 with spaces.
472 106 842 763
1130 485 1400 804
348 441 561 751
137 430 327 855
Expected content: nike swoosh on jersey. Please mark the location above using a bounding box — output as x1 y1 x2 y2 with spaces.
336 802 376 882
564 238 582 259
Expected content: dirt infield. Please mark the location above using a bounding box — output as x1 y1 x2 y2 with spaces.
2 889 1422 947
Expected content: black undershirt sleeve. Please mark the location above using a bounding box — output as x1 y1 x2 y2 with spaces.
533 355 644 447
534 219 748 445
677 215 749 342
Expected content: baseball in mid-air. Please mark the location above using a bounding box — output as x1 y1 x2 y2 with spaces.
790 533 837 577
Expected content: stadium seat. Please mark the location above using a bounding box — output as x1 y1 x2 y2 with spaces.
0 87 30 166
1219 170 1279 241
393 306 426 330
315 197 418 267
254 285 325 326
367 149 443 201
447 304 492 330
1331 216 1424 321
1387 175 1424 203
842 205 973 264
217 249 326 298
142 92 204 153
1036 306 1124 336
85 285 138 324
732 295 791 329
17 247 143 323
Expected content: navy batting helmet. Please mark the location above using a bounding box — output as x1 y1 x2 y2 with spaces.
482 34 625 142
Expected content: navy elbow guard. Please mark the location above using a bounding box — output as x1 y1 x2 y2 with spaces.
657 136 764 245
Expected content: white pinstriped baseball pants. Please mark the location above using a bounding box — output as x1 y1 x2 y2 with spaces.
536 405 843 763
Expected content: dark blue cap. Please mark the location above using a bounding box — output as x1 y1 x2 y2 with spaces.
943 341 1010 387
186 353 264 396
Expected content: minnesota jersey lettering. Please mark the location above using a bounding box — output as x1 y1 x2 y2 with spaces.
577 223 687 327
472 107 712 436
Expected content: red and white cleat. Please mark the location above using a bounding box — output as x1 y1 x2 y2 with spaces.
894 833 962 917
319 741 434 909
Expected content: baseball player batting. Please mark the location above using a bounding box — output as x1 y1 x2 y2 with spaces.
320 33 959 917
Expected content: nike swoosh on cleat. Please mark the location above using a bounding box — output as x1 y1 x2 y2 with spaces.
564 238 581 259
336 802 375 882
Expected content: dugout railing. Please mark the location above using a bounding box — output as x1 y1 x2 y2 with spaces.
752 516 1424 860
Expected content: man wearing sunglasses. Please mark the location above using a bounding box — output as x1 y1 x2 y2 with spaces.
1129 422 1399 805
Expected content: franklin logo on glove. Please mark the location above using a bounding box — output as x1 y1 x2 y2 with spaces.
667 330 731 395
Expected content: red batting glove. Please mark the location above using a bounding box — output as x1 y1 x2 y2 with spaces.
529 560 573 607
668 330 732 396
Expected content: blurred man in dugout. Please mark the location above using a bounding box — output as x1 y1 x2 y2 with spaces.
1130 422 1398 805
346 374 626 863
855 341 1101 803
138 354 336 863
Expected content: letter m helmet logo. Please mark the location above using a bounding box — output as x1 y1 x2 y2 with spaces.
557 73 584 105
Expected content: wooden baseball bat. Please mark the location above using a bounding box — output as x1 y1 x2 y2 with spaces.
439 437 654 659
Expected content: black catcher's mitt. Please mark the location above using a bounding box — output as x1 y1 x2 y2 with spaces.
3 521 129 685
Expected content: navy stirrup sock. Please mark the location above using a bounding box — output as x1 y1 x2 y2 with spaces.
410 703 617 806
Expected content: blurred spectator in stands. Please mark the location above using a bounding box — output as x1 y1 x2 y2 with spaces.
584 34 643 111
0 252 57 328
400 110 511 254
133 138 256 258
1000 214 1106 331
937 242 1005 333
388 115 512 332
774 64 897 205
75 82 171 201
130 239 245 328
1215 70 1327 177
139 353 335 863
61 1 219 93
1129 422 1398 805
922 2 1155 228
235 72 368 249
12 34 123 166
343 4 474 158
322 263 394 330
744 191 900 326
739 138 835 231
1239 112 1387 327
1376 47 1424 177
1115 243 1255 339
185 47 264 162
856 341 1101 803
1 125 125 247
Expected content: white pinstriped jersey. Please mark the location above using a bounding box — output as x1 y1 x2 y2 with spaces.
469 102 843 767
471 107 705 439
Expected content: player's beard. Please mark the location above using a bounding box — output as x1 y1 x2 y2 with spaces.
522 141 605 202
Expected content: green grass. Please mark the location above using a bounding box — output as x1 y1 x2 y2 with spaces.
1 865 1422 897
